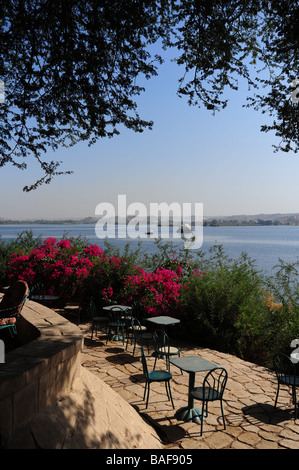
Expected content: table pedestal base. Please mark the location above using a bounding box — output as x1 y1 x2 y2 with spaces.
175 406 205 423
111 334 124 341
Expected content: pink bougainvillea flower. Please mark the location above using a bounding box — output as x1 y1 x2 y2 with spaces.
56 239 72 249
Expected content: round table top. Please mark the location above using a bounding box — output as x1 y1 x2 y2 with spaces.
31 295 60 300
103 305 132 311
170 356 218 373
147 315 180 326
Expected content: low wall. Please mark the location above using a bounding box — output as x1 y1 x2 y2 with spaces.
0 299 83 446
0 299 163 449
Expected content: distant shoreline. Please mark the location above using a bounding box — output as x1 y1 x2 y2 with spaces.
1 212 299 227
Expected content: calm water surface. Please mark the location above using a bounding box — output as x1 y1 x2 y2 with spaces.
1 224 299 274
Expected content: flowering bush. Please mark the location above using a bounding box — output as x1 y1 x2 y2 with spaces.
121 266 185 317
5 237 191 318
6 237 103 301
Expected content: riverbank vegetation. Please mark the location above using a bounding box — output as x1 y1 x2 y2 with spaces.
1 230 299 369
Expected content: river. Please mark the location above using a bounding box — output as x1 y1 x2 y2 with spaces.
1 223 299 274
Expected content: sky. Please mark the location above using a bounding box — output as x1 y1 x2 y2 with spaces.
1 47 299 221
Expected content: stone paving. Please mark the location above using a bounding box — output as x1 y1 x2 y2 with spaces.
78 322 299 450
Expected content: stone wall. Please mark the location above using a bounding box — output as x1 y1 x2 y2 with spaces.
0 299 162 449
0 299 83 446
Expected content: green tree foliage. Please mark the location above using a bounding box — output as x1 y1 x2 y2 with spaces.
0 1 298 190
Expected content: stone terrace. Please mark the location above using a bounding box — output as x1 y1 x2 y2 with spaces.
77 321 299 450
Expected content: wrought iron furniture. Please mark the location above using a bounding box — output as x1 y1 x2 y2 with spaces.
0 280 29 337
141 346 174 409
106 306 126 344
273 352 299 419
169 355 219 423
126 317 153 356
89 300 108 340
190 367 228 435
30 283 59 305
152 329 181 372
103 304 132 343
146 315 180 332
103 304 132 313
120 308 134 340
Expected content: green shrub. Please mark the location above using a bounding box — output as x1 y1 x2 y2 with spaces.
179 246 269 362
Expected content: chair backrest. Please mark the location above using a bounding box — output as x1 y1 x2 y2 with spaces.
108 306 123 323
0 280 29 317
89 300 98 319
121 307 131 319
141 346 149 380
132 301 143 318
202 367 228 399
274 352 296 385
153 329 170 355
130 316 142 331
30 282 44 296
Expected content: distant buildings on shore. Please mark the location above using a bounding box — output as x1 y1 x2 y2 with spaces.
1 213 299 226
204 214 299 226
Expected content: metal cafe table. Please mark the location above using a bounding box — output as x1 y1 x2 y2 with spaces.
30 294 60 304
103 305 132 312
170 355 218 423
146 315 180 331
103 305 132 341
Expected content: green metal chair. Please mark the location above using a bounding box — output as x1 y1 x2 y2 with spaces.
89 300 108 340
106 306 126 344
141 346 174 409
152 329 181 372
190 367 228 435
120 307 134 341
0 280 29 337
273 352 299 419
126 317 152 356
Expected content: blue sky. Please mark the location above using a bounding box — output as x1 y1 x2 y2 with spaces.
1 47 299 220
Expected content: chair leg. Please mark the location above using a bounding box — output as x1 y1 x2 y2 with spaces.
165 381 170 400
143 381 148 401
220 400 226 429
120 325 125 345
9 325 17 337
200 400 205 436
167 381 174 409
274 384 280 408
145 382 150 408
292 387 297 419
164 381 174 409
106 327 111 344
126 329 132 350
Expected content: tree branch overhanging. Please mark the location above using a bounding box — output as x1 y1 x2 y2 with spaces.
0 0 298 190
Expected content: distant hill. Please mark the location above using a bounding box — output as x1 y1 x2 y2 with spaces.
204 213 299 226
